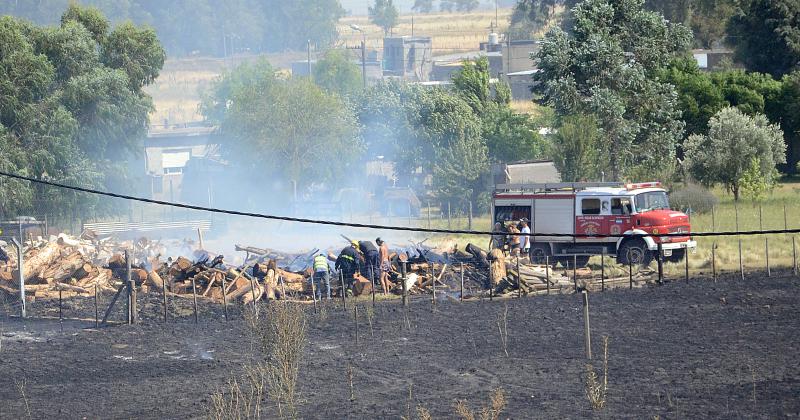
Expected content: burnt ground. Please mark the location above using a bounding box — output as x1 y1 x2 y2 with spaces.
0 274 799 419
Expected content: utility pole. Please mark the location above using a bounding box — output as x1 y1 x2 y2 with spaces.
361 38 367 89
307 39 312 80
506 33 511 75
495 0 499 30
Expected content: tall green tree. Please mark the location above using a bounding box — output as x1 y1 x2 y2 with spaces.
534 0 691 181
451 57 546 164
550 114 602 182
369 0 399 36
727 0 800 77
313 49 361 97
0 6 163 219
684 107 786 200
204 68 362 199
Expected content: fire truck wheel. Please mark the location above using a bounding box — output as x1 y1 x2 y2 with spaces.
529 244 552 264
618 239 653 266
665 249 685 263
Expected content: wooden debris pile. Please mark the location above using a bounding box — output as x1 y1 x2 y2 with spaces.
145 255 311 305
0 234 115 300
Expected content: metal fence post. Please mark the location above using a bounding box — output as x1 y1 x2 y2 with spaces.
582 290 591 360
600 248 605 292
629 258 633 289
402 262 408 307
712 243 717 282
11 238 25 318
760 205 770 277
684 245 689 284
736 202 744 280
545 255 550 295
572 254 577 290
516 256 521 298
657 242 664 283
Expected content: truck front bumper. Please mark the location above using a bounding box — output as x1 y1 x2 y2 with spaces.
647 240 697 254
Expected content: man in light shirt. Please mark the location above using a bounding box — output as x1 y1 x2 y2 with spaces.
519 219 531 258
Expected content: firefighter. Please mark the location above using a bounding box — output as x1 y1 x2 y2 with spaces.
358 240 380 285
312 252 331 300
335 241 361 294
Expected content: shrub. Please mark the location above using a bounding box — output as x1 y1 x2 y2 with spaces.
669 184 718 214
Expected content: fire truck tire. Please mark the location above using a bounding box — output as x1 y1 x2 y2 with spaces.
665 249 685 263
617 239 653 266
528 243 552 265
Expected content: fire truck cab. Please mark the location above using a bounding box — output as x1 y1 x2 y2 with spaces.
491 182 697 267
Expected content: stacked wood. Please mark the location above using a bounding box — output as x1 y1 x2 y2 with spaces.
0 236 118 299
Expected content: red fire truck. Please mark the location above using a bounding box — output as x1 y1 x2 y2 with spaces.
492 182 696 267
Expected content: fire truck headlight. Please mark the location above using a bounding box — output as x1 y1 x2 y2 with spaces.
652 228 659 234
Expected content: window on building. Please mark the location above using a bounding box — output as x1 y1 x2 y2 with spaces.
162 149 191 172
163 167 183 175
581 198 601 215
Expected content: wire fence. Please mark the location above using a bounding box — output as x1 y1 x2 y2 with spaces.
1 169 799 327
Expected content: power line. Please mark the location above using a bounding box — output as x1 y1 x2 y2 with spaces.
0 169 797 239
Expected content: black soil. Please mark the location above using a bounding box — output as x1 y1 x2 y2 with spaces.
1 274 799 419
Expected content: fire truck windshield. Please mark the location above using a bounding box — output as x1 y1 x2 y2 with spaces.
634 191 669 213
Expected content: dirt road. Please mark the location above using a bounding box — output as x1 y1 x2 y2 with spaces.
1 274 798 418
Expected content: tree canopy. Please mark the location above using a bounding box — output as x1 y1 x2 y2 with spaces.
0 6 164 218
534 0 691 181
684 107 786 200
312 49 362 97
0 0 345 56
201 61 362 200
369 0 400 36
727 0 800 78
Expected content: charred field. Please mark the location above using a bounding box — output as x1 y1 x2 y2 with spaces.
0 274 799 419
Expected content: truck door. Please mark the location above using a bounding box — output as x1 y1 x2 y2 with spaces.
576 197 603 240
608 197 633 235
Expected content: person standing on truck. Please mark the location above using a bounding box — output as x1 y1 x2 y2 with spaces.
519 219 531 258
358 240 380 285
312 252 331 300
376 237 391 295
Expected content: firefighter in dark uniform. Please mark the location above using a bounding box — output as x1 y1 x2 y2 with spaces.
335 241 361 295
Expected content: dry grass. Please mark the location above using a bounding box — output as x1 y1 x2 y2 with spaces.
338 9 513 55
364 304 375 337
15 378 32 420
584 336 609 410
209 302 307 420
207 363 267 420
148 9 516 126
454 387 507 420
495 303 509 358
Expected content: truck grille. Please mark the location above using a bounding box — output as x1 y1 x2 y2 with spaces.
669 226 690 234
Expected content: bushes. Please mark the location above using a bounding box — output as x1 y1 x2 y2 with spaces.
669 184 719 214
